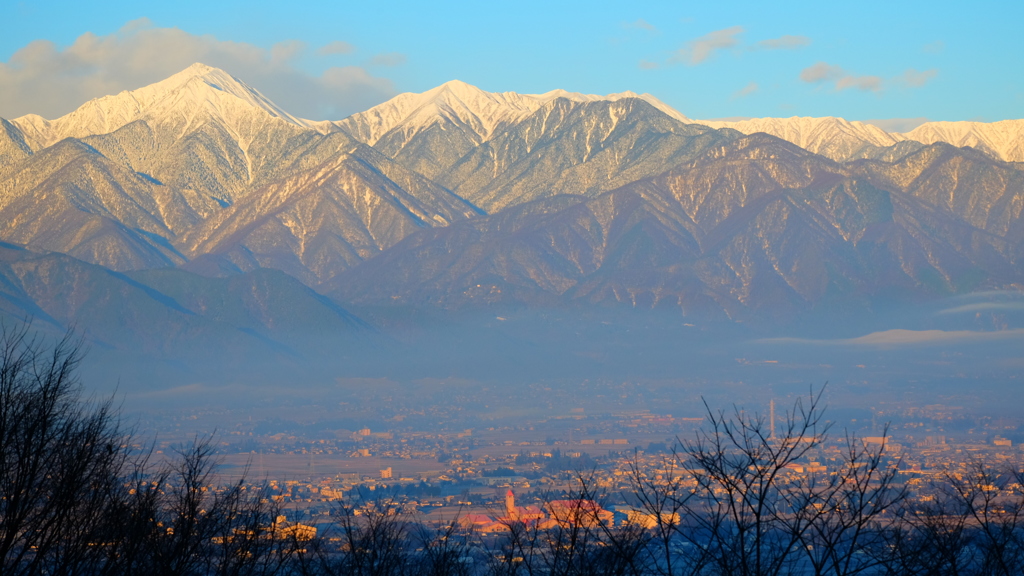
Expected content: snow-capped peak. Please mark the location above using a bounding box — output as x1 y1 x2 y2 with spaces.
12 63 308 148
132 63 304 125
335 80 692 146
527 88 690 123
698 116 899 150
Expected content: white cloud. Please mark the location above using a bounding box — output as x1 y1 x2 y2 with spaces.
800 63 935 95
0 19 396 121
754 35 811 50
836 75 882 92
638 59 659 70
624 19 657 32
897 68 937 88
674 26 744 65
318 41 356 56
800 61 882 93
368 52 407 67
733 82 759 98
800 61 845 83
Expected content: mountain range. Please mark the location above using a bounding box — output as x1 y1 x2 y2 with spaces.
1 63 1022 358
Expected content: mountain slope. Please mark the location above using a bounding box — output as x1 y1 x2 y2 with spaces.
184 147 482 287
333 135 1022 318
0 139 220 270
849 142 1024 238
0 119 32 179
902 119 1024 164
699 116 900 162
335 80 690 181
0 242 366 357
437 98 732 213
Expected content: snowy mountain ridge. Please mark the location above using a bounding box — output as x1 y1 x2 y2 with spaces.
902 119 1024 163
700 115 1024 163
7 63 1021 164
0 63 1023 327
333 79 691 147
11 63 311 150
699 116 899 156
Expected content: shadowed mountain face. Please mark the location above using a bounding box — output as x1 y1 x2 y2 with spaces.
848 143 1024 239
0 242 368 360
0 64 1022 357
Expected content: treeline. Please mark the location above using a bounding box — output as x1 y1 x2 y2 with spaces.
3 325 1024 576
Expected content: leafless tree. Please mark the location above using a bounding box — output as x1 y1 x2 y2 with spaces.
298 497 411 576
624 389 909 576
678 391 831 576
413 518 473 576
794 428 907 576
486 509 543 576
628 449 704 576
882 459 1024 576
952 462 1024 575
0 324 130 576
0 322 295 576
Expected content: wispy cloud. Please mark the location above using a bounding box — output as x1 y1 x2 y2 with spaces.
760 328 1024 347
732 81 759 98
624 19 657 32
754 35 811 50
923 40 945 54
937 302 1024 315
0 18 395 121
836 75 883 92
800 62 936 94
800 61 882 92
318 41 356 56
897 68 937 88
800 61 845 83
369 52 407 67
674 26 744 65
638 59 659 70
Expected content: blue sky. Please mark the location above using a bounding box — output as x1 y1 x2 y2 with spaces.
3 0 1021 124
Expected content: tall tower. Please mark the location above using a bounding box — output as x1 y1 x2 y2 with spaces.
505 489 517 520
769 399 776 441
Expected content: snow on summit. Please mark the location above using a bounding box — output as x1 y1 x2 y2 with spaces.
334 80 692 147
11 63 309 149
699 115 1024 162
5 64 1022 162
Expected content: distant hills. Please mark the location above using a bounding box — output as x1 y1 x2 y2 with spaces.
0 63 1022 356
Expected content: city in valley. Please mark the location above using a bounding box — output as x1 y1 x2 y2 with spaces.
139 381 1024 538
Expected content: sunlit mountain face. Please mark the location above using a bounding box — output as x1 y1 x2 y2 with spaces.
0 64 1022 389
